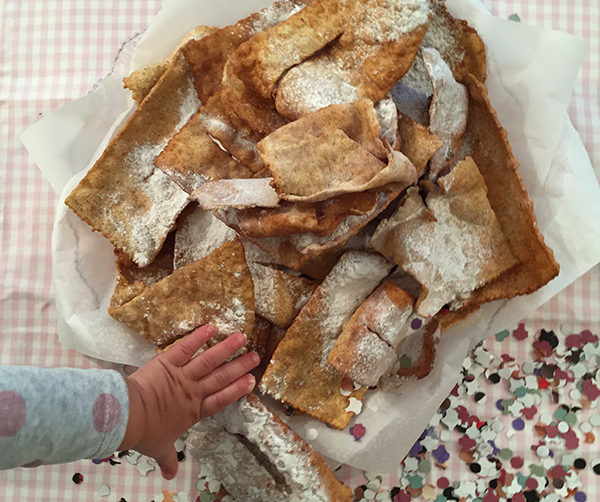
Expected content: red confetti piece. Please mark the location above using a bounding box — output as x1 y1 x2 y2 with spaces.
526 477 538 490
583 380 600 401
581 329 599 344
512 323 528 340
562 429 580 450
538 377 550 389
455 405 469 422
501 353 515 363
550 465 567 479
533 340 553 358
393 491 411 502
349 423 366 441
510 456 524 469
521 406 537 420
498 469 507 485
459 435 477 452
554 369 569 381
437 477 449 489
546 425 559 438
483 491 499 502
512 493 526 502
476 419 486 429
566 334 584 349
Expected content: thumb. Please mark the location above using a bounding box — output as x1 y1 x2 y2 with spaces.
155 447 179 480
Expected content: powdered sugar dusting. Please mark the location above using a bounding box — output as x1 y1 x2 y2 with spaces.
188 418 292 501
352 0 430 46
276 0 429 117
317 252 394 365
216 396 332 501
375 95 399 147
422 47 468 179
109 143 189 267
176 74 202 131
398 189 492 316
348 329 398 386
174 206 237 269
192 178 280 210
367 290 413 348
249 0 306 35
101 73 199 267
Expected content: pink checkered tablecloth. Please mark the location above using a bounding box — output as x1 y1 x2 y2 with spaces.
1 1 598 501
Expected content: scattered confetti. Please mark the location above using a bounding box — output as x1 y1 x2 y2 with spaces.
136 457 155 476
97 484 111 497
72 472 84 484
350 423 367 441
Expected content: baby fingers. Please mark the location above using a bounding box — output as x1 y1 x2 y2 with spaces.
185 332 248 380
200 374 256 418
198 351 260 394
162 324 216 367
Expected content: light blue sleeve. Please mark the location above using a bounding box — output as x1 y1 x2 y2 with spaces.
0 366 129 469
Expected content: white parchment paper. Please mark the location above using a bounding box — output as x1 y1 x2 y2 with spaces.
20 0 600 472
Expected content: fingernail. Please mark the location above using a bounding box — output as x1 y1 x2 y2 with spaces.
237 332 247 345
247 375 256 391
250 352 260 365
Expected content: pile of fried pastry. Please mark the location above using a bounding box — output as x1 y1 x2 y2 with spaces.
65 0 559 499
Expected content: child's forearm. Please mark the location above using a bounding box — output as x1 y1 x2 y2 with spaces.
0 366 128 469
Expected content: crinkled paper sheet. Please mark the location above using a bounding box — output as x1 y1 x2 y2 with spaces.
21 0 600 472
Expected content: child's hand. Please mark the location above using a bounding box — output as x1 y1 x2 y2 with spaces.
119 324 259 479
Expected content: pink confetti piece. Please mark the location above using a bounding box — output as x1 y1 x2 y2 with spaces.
521 406 537 420
349 423 366 441
583 379 600 401
512 323 528 340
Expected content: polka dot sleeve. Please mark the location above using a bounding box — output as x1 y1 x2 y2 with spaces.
0 367 129 469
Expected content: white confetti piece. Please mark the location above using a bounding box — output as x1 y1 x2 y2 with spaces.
174 437 186 451
521 361 535 374
466 425 480 439
126 450 141 465
367 479 381 491
540 412 553 425
364 489 376 499
345 397 363 414
136 457 155 476
541 457 555 469
376 490 391 501
508 400 524 416
579 421 592 433
154 494 165 502
440 429 453 442
404 457 418 472
525 375 538 388
504 478 522 496
306 427 319 440
173 493 190 502
572 363 587 378
421 435 438 450
207 479 220 493
558 421 569 433
537 445 550 458
97 484 110 497
491 421 504 432
589 413 600 426
542 493 560 502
